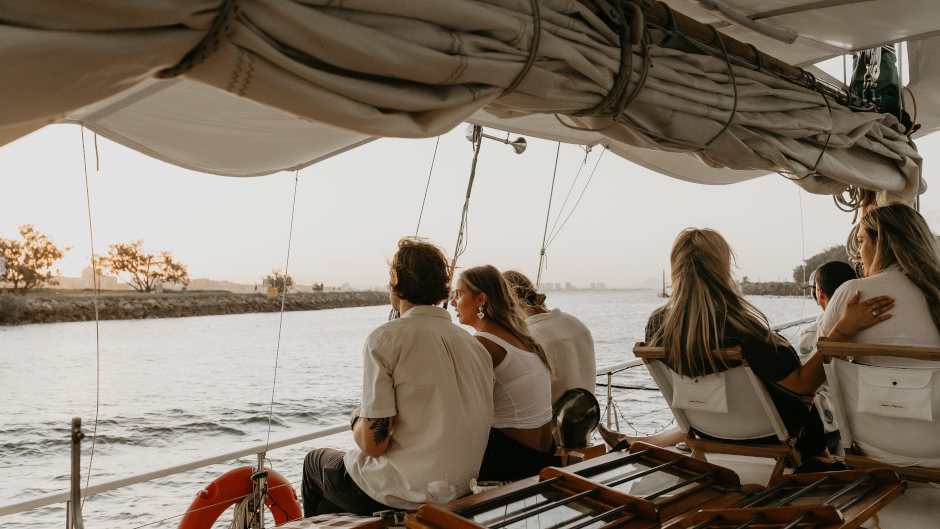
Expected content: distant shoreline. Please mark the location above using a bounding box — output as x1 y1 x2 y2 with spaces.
740 281 804 297
0 290 390 325
0 284 805 325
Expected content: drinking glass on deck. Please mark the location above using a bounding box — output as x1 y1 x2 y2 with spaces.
426 478 458 504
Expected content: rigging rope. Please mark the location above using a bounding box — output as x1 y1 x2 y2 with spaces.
546 146 591 244
536 146 605 288
797 187 809 323
448 126 483 287
79 127 102 513
545 148 606 249
264 172 300 451
414 136 440 236
535 143 561 289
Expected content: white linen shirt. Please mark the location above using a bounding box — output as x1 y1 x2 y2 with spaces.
818 268 940 367
344 305 494 509
527 308 596 404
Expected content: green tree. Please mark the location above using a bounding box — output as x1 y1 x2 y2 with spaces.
265 270 294 294
792 245 853 284
99 240 190 293
0 225 69 293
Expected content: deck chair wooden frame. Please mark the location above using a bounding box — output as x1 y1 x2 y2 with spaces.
633 343 802 478
406 444 905 529
817 337 940 482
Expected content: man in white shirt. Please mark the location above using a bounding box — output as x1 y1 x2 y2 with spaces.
302 238 494 515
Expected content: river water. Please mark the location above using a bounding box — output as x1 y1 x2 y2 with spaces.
0 290 818 529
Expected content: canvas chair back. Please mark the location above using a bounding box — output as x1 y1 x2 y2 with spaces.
818 339 940 470
634 344 789 442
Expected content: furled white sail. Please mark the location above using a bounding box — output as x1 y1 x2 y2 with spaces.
0 0 936 201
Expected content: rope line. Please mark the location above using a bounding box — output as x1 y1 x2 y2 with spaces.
448 127 483 284
502 0 541 96
897 42 904 127
904 85 918 136
809 81 835 175
546 146 591 243
414 136 440 236
797 187 809 323
265 172 300 450
545 148 605 249
536 143 561 288
79 127 101 512
703 25 738 148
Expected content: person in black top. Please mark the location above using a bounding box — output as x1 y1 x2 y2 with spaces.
602 228 842 471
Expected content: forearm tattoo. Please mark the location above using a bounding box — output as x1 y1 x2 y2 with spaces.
370 417 391 445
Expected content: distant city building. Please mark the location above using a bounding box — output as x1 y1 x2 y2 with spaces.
81 266 118 290
189 278 257 293
52 267 121 290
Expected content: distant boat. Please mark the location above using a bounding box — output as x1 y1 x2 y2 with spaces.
657 270 671 298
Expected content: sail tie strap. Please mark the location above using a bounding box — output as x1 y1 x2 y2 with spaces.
570 0 649 119
502 0 542 97
703 25 738 147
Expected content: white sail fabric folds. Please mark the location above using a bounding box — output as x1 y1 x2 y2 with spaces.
0 0 925 200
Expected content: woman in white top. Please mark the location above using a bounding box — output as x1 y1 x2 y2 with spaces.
818 203 940 366
452 265 556 481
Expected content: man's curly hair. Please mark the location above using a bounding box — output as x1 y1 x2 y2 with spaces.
389 237 450 305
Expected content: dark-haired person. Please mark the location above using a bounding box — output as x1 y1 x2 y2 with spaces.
819 203 940 366
302 238 494 515
798 261 859 358
797 261 858 449
503 270 596 404
452 265 556 481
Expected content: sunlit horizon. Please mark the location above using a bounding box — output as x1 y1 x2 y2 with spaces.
3 123 940 291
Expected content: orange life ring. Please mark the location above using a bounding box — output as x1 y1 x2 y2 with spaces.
177 466 302 529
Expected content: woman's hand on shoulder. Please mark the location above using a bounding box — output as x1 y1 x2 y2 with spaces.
829 290 894 341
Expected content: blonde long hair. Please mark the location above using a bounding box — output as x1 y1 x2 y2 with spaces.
861 203 940 334
460 265 554 376
651 228 788 377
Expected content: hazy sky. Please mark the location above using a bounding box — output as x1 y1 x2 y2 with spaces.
2 123 939 290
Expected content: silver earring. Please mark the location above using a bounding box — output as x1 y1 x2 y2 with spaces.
477 305 485 319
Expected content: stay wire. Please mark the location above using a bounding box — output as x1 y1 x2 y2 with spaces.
536 143 561 289
265 172 300 451
545 148 606 249
79 127 102 511
448 128 483 283
797 187 809 323
414 136 441 237
546 146 590 243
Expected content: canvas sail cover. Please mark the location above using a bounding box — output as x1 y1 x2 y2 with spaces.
0 0 934 202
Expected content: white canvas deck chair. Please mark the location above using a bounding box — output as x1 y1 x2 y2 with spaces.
817 338 940 482
634 343 802 477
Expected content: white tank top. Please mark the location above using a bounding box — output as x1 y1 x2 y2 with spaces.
475 331 553 429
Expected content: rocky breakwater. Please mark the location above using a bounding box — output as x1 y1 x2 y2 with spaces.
0 291 390 325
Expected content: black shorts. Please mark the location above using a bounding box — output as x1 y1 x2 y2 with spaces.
478 428 560 482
